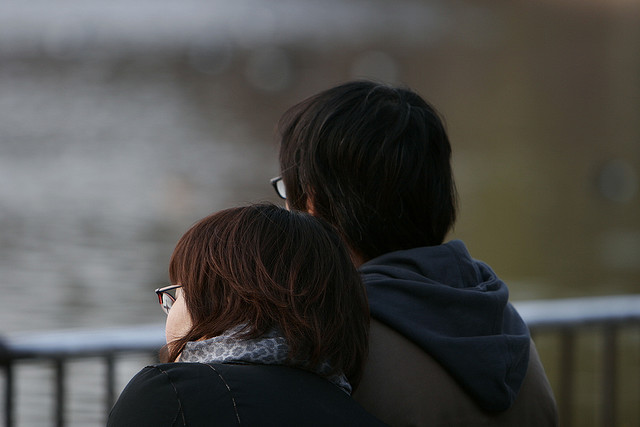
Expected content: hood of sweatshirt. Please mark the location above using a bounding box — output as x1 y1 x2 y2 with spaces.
359 240 530 412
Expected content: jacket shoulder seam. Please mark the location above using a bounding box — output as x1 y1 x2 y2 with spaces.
204 364 242 425
151 365 187 427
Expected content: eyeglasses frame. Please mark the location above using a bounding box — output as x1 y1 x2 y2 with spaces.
270 176 286 200
155 284 182 314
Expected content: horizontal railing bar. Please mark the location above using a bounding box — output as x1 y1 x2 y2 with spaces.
1 324 165 360
514 294 640 329
1 294 639 361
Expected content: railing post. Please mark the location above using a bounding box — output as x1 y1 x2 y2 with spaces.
601 325 617 427
3 362 14 427
105 353 115 413
54 358 65 427
559 329 575 427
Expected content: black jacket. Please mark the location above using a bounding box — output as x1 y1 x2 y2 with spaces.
108 362 386 427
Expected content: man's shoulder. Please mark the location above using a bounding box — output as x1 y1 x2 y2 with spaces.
354 320 558 427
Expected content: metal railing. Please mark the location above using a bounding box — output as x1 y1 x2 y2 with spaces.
515 294 640 427
1 325 165 427
1 294 640 427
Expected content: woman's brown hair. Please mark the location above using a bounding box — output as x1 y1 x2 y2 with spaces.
164 204 369 388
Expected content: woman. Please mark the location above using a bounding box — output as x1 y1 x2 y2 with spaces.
107 204 385 426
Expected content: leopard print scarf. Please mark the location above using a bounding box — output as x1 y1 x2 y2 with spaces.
180 328 352 394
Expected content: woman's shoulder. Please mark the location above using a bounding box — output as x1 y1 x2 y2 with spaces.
109 363 387 427
107 365 182 427
201 363 388 426
107 363 243 427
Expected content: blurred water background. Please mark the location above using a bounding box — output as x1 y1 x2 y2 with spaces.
0 0 639 425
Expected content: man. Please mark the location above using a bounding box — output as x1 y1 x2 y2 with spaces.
272 80 557 426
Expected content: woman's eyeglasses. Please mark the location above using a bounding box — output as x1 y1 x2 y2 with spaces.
270 176 286 200
155 284 182 315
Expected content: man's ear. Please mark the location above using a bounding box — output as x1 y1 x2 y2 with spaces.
304 191 316 215
305 197 316 215
304 193 365 266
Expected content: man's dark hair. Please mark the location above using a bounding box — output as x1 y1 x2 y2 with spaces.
278 80 458 261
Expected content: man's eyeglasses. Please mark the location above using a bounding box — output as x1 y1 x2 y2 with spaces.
155 284 182 315
270 176 286 200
